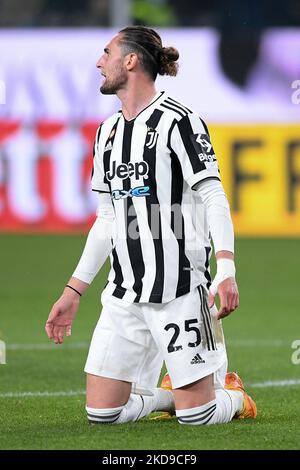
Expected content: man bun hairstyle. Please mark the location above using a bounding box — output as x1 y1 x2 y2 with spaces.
158 46 179 76
119 26 179 80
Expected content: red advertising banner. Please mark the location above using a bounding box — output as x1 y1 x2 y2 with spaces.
0 120 100 232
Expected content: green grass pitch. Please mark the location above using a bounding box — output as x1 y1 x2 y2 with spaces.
0 235 299 450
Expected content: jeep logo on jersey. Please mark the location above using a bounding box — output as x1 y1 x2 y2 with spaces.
106 160 149 181
190 133 217 163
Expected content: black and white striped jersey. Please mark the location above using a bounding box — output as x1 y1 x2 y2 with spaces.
92 91 221 303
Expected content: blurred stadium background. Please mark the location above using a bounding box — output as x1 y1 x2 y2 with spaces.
0 0 299 450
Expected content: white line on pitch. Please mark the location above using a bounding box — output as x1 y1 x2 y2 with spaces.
0 390 85 398
249 379 300 388
1 380 300 398
5 339 288 351
227 339 286 347
6 342 89 350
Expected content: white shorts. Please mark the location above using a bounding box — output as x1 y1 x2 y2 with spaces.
84 285 227 389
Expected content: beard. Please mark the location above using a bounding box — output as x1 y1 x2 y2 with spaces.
100 63 127 95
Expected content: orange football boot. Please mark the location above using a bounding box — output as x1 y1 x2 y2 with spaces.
225 372 257 419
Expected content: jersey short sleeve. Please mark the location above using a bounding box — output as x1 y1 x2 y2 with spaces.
169 113 220 190
91 125 110 193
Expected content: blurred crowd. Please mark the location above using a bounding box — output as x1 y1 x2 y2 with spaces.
0 0 300 28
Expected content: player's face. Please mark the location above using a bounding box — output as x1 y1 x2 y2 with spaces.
96 35 128 95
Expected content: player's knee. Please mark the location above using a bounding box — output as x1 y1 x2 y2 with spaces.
176 399 218 425
86 405 125 424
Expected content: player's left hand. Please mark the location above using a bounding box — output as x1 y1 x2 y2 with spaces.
208 277 239 320
45 291 80 344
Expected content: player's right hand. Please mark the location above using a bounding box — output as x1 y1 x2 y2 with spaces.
208 276 239 320
45 291 80 344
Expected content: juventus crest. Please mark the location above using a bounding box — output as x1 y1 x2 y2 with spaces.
146 127 159 149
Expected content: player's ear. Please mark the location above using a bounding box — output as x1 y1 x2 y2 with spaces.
125 53 138 71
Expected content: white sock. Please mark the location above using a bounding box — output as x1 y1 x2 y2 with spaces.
86 388 174 425
221 388 244 419
176 388 243 425
152 388 175 413
86 405 124 424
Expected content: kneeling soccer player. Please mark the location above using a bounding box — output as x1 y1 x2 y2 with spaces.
45 26 256 426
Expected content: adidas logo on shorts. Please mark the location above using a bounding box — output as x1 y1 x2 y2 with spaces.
190 353 205 365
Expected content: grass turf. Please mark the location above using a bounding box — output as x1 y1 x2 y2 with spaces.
0 235 299 449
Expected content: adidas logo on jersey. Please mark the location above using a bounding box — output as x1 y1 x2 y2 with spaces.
190 353 205 365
